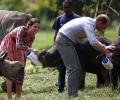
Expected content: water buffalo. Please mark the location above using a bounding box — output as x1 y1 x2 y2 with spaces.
0 51 24 79
0 10 32 43
110 36 120 92
38 36 111 89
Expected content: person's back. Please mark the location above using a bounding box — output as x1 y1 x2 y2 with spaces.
59 17 95 43
52 0 80 92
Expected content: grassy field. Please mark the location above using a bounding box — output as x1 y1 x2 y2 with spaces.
0 29 120 100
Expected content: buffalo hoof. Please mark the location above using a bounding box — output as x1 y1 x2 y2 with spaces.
96 84 107 88
78 85 85 91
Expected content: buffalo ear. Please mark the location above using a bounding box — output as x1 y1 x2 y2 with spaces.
0 51 7 61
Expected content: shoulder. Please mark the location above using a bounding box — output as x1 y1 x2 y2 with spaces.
13 26 26 30
14 26 28 34
19 26 27 30
56 14 65 20
73 13 80 18
82 18 95 30
81 17 94 22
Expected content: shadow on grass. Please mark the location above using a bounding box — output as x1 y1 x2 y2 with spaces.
22 85 55 95
83 84 109 91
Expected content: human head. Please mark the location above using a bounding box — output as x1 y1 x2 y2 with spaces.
96 14 110 31
63 0 73 14
27 18 40 28
27 18 40 34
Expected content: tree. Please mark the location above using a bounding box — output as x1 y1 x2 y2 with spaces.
0 0 26 11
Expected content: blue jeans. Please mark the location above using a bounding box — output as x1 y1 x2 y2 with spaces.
57 64 66 90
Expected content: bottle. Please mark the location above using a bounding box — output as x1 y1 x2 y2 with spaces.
26 50 41 67
102 56 113 70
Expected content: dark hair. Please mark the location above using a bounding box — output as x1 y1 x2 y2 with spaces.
63 0 72 6
27 18 40 27
96 14 110 25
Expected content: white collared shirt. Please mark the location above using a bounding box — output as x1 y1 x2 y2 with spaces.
58 17 98 45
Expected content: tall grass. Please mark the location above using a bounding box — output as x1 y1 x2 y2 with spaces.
0 30 120 100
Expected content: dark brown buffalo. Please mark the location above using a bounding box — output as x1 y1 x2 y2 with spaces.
110 36 120 92
0 51 24 93
0 51 24 79
38 36 111 89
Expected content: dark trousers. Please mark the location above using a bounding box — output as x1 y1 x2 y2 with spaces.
57 64 66 90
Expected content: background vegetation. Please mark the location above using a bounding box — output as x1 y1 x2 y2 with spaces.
0 0 120 30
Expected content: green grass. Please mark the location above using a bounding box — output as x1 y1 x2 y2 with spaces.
1 30 120 100
33 30 54 50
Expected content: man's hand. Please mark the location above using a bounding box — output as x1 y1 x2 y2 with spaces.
104 45 116 58
105 45 116 53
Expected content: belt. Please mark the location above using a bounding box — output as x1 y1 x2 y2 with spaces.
59 32 75 44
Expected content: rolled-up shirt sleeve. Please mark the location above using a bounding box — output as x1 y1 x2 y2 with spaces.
83 24 98 45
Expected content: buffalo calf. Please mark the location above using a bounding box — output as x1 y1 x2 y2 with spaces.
38 36 111 89
0 51 24 80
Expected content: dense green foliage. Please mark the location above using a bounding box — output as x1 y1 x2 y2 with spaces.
0 0 119 21
0 0 119 31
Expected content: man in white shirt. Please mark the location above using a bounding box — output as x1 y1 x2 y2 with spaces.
52 0 80 93
55 14 115 99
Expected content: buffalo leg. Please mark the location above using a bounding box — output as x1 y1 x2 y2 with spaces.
111 67 119 91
